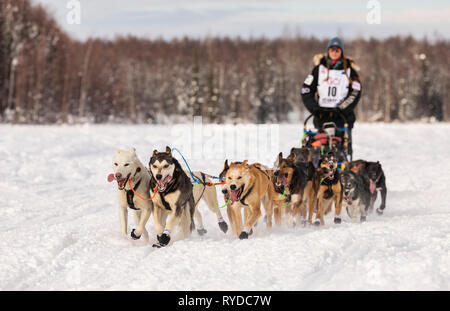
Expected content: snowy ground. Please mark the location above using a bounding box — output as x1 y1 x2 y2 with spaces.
0 122 449 290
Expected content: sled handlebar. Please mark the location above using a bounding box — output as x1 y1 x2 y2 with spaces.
303 108 348 128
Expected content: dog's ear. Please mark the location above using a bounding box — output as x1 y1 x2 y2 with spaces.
278 152 283 163
165 146 172 155
287 152 296 163
223 159 229 171
242 160 248 167
129 147 136 154
153 149 159 156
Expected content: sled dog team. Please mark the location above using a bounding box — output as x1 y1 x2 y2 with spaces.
109 146 386 248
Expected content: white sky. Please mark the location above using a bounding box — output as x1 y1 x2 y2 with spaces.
32 0 450 41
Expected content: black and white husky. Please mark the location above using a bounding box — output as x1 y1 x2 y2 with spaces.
340 170 371 223
144 146 196 248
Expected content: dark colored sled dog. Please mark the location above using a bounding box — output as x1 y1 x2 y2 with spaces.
312 152 343 226
348 159 387 215
340 169 371 223
273 151 315 226
138 146 195 247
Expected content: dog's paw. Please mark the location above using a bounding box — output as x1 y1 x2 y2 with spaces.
334 217 342 224
158 233 170 246
301 219 307 227
218 221 228 233
376 208 383 215
131 229 141 240
239 231 249 240
197 228 207 236
360 215 367 222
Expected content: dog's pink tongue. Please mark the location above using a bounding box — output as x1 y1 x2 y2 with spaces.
277 176 287 185
370 181 376 194
230 190 240 202
107 174 115 183
158 175 172 188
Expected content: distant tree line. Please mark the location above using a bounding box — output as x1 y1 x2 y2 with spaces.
1 0 449 124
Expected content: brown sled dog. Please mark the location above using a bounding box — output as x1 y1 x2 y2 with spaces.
220 160 274 239
272 152 315 226
312 152 343 226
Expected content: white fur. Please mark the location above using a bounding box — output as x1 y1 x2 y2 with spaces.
112 148 153 242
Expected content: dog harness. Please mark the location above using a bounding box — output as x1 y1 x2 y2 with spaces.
125 178 141 210
239 184 254 206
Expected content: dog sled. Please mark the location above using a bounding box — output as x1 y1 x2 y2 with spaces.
301 108 352 170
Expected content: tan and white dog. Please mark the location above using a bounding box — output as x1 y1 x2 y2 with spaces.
220 160 274 239
108 148 154 242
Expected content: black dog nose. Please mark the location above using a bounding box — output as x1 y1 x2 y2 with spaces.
344 191 349 196
156 174 162 180
230 184 236 190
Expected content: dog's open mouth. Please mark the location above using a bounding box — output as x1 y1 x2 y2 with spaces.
344 194 353 204
223 189 230 202
229 185 244 202
117 173 131 190
369 180 376 194
157 175 172 191
276 176 288 187
323 169 335 179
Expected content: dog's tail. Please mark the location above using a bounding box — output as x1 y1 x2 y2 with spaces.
189 194 196 232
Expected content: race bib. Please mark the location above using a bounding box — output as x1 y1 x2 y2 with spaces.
317 64 350 108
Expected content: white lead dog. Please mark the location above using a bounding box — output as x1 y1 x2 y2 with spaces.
109 148 155 242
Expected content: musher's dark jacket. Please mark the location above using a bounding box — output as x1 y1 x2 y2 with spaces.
301 54 362 129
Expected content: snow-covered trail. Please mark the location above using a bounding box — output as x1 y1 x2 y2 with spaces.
0 123 449 290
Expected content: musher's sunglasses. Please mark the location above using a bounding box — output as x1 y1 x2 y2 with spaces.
329 47 341 53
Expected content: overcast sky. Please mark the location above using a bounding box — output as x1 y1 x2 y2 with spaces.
32 0 450 41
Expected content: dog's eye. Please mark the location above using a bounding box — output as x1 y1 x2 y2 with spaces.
228 177 231 180
152 165 157 169
114 163 118 166
237 176 242 179
124 163 129 167
163 164 169 168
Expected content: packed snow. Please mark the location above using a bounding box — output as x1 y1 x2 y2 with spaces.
0 122 449 290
